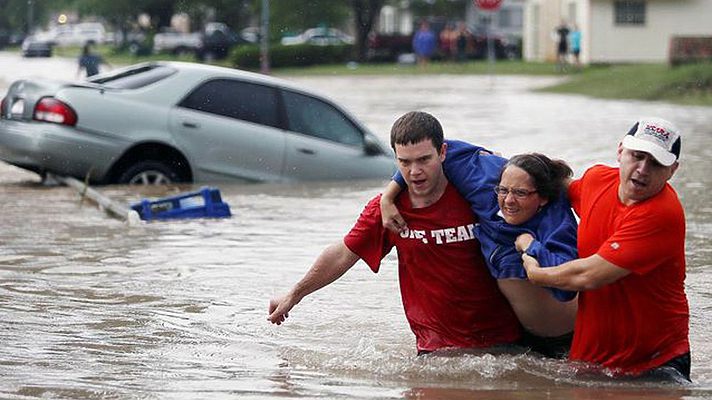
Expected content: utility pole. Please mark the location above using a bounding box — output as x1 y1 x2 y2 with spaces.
27 0 34 34
260 0 270 74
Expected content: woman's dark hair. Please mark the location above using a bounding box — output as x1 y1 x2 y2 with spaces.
502 153 573 201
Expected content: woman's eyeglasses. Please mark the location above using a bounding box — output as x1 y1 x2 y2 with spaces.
494 186 538 199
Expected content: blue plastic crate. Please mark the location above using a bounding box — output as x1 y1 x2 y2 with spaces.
130 187 231 221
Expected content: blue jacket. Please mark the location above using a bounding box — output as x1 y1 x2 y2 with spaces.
412 29 436 57
394 139 578 301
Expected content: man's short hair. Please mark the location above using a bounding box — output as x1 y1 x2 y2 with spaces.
390 111 444 153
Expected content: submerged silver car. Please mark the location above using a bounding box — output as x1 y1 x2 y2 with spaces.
0 62 395 184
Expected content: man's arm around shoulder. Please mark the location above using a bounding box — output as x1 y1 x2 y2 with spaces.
522 253 630 292
268 241 360 325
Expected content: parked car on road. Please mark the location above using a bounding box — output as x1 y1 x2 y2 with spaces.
21 35 53 57
468 26 520 60
239 27 261 44
281 27 354 46
0 62 395 185
47 23 108 46
154 23 243 60
152 28 202 55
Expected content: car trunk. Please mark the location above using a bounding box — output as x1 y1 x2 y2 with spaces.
2 79 102 122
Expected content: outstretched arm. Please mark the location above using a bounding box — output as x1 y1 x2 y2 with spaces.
268 241 360 325
522 253 630 292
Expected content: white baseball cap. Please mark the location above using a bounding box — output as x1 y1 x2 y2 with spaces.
621 117 681 166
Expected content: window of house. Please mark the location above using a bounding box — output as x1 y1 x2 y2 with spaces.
614 0 646 25
498 8 523 29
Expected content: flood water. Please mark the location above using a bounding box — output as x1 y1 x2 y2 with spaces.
0 53 711 399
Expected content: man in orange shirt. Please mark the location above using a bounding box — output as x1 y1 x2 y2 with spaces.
521 117 690 381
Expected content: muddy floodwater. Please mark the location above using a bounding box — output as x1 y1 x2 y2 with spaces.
0 53 711 399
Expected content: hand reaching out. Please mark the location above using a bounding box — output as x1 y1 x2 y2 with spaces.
267 293 297 325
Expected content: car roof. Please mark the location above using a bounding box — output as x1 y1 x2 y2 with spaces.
151 61 340 103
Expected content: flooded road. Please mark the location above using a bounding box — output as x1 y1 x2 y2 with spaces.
0 52 711 399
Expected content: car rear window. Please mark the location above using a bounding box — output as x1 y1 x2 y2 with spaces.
89 65 177 89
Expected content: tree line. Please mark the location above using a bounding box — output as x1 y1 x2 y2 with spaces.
0 0 470 60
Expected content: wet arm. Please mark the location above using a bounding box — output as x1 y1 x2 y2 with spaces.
380 180 406 233
268 241 360 324
522 253 630 292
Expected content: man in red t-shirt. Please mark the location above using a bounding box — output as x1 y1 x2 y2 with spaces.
268 111 522 353
521 117 690 381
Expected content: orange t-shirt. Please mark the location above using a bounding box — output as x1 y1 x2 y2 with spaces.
568 165 689 375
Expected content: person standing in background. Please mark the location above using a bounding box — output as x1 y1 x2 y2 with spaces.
554 21 570 72
77 42 110 78
412 21 437 68
569 24 582 70
439 23 456 61
455 22 472 62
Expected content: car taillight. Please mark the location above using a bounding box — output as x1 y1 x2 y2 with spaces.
33 97 77 126
0 97 5 117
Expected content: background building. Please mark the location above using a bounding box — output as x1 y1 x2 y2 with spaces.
523 0 712 64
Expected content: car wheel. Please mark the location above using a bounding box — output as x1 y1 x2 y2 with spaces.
117 161 181 185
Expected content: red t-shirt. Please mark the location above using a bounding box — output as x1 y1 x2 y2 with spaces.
568 165 690 375
344 184 522 352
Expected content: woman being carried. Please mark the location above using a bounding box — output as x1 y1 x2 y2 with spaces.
381 139 578 358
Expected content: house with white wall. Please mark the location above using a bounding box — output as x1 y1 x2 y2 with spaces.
523 0 712 64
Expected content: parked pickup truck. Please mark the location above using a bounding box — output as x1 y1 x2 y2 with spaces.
153 23 242 60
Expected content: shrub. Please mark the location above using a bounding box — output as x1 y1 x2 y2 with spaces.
231 43 355 69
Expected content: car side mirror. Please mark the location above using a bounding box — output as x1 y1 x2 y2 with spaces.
364 135 384 156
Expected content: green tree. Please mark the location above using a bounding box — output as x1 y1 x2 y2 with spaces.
261 0 387 61
65 0 174 30
70 0 141 42
351 0 386 61
197 0 253 31
410 0 467 20
0 0 56 33
142 0 176 29
267 0 350 39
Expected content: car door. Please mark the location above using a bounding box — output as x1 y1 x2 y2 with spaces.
171 78 286 182
281 89 392 181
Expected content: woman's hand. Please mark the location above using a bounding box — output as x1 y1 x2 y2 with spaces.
515 233 535 253
521 253 543 282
